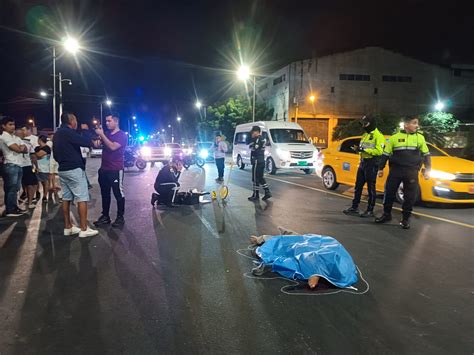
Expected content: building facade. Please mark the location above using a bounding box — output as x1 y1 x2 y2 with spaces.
257 47 474 148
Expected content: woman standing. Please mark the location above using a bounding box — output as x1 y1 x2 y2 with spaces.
35 135 51 202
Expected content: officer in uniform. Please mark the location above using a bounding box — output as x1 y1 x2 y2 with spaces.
343 115 385 218
248 126 272 201
375 116 431 229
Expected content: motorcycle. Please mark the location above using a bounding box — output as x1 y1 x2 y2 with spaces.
182 152 205 169
124 146 147 170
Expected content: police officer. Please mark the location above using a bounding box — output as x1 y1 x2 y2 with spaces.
343 116 385 217
375 116 431 229
248 126 271 201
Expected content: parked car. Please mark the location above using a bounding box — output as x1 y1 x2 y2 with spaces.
317 135 474 204
233 121 319 175
139 141 184 164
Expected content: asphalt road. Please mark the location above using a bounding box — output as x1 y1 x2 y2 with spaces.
0 158 473 354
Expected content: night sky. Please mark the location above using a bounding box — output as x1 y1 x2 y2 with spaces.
0 0 472 133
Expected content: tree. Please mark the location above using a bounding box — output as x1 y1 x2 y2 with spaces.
418 112 459 146
332 112 460 147
332 113 400 141
199 95 273 143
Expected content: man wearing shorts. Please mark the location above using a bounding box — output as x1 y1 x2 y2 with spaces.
53 112 98 238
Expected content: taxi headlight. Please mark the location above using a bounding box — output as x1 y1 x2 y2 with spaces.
429 169 455 180
140 147 151 157
164 147 172 157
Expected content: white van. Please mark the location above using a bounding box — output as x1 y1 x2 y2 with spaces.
233 121 319 175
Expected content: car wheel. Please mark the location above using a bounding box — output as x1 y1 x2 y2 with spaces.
322 167 339 190
266 157 277 175
396 183 421 205
237 155 245 170
303 169 314 175
136 159 147 170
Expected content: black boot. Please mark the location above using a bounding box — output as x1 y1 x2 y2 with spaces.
400 214 411 229
151 193 159 206
400 218 410 229
94 215 111 227
343 207 360 216
248 191 260 201
375 213 392 224
262 188 272 201
360 210 375 218
112 216 125 228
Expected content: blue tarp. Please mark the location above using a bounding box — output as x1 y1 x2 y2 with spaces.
256 234 358 288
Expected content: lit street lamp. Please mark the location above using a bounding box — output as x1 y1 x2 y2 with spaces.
195 100 207 120
237 64 256 122
434 101 445 111
177 116 181 122
309 95 316 103
51 36 81 131
40 91 48 98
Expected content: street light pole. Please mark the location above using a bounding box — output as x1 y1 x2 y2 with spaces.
53 47 57 131
58 72 63 120
252 75 256 122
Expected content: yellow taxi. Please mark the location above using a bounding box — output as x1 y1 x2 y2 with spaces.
317 136 474 204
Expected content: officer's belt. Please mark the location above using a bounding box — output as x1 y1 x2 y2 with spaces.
393 146 418 151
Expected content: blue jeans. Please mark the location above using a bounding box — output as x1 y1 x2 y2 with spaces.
2 163 23 213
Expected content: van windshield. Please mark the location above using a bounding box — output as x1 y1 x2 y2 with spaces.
270 129 309 143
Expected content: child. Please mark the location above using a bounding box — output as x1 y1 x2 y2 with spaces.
34 135 51 202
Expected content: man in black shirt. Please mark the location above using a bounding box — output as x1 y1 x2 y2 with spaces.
53 112 98 238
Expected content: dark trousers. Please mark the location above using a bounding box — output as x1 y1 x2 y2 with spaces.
98 169 125 218
215 158 225 179
155 183 178 205
383 167 419 219
2 163 23 213
352 159 378 211
251 161 269 192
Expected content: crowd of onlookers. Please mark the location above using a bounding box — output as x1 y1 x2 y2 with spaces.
0 116 62 217
1 112 128 238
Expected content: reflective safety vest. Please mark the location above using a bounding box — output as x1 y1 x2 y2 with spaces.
359 128 385 159
381 130 430 169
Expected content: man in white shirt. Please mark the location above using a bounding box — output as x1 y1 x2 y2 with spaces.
16 128 38 208
22 125 41 202
0 117 28 216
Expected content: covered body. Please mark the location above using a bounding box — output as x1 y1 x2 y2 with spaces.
256 234 358 288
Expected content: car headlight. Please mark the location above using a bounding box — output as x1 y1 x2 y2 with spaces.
164 147 172 157
428 169 456 180
276 148 291 160
140 147 151 157
199 149 209 159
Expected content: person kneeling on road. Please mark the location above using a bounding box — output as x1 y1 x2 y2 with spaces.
343 115 385 218
151 160 182 207
375 116 431 229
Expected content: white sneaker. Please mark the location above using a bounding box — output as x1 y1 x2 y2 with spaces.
64 225 81 236
79 227 99 238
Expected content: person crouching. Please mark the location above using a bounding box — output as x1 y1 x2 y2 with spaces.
151 160 183 207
